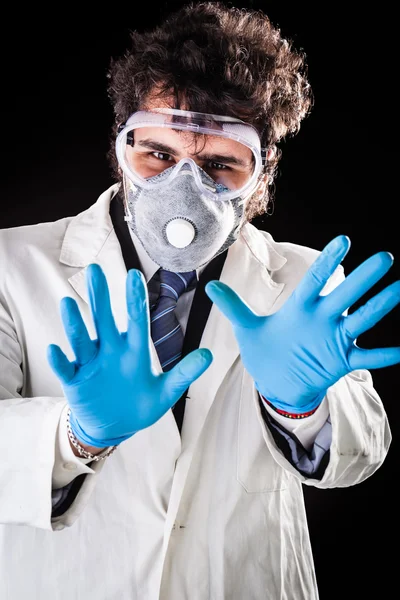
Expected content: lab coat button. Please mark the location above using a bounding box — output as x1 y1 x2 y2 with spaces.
63 462 78 471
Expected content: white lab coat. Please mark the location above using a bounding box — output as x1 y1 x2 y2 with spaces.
0 184 391 599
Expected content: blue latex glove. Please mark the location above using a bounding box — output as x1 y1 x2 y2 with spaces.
205 235 400 413
47 265 213 447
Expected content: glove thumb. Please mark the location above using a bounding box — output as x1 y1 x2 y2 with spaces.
163 349 213 408
47 344 76 385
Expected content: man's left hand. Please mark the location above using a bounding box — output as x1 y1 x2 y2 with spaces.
205 235 400 413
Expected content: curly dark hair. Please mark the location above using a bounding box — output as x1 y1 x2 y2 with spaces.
106 1 313 221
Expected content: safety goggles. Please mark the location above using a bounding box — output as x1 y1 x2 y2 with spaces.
116 107 267 202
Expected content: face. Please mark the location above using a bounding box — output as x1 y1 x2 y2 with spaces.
120 97 272 271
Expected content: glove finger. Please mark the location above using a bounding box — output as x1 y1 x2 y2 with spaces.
60 297 97 364
323 251 394 317
344 281 400 338
126 269 152 370
47 343 76 384
86 263 120 344
162 348 213 410
349 345 400 370
205 281 260 329
294 235 351 305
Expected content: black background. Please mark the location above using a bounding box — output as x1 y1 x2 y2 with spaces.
1 2 398 598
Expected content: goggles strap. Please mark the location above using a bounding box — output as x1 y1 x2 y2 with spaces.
118 123 134 146
261 148 268 166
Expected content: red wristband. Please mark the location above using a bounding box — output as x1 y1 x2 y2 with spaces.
261 396 319 419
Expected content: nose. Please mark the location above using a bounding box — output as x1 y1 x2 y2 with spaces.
165 218 196 248
174 158 218 197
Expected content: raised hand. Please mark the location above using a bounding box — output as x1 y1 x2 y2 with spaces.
47 265 213 447
205 235 400 413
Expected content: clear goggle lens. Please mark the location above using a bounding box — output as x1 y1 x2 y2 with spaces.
116 109 264 199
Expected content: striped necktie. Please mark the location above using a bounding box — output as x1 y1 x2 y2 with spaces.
150 269 197 372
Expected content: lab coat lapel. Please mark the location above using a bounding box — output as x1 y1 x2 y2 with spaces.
59 186 132 336
59 184 166 374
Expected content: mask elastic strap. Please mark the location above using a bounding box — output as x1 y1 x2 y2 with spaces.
233 176 262 234
122 174 133 223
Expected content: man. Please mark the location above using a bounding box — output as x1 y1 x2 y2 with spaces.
0 2 398 599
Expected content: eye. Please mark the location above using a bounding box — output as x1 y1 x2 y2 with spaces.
208 161 228 170
151 152 173 161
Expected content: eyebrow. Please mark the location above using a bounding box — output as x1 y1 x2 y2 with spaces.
136 138 251 167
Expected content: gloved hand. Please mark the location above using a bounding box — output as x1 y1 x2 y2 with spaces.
205 235 400 413
47 264 213 447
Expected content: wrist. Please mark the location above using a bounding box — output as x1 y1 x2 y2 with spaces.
66 408 118 461
259 389 326 418
68 409 115 449
261 397 320 419
68 436 107 457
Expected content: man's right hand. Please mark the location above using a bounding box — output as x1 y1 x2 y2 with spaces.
47 264 213 448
